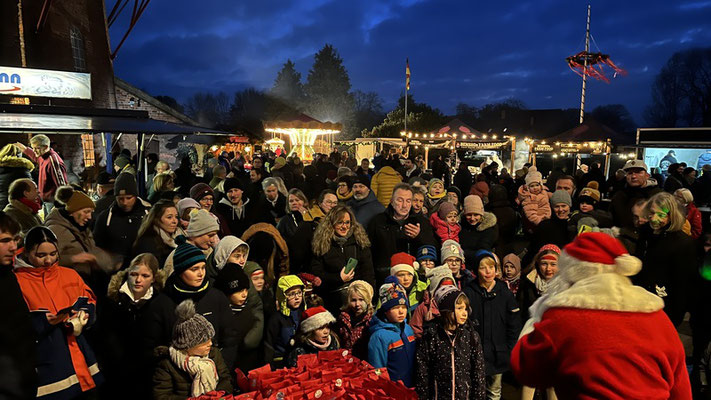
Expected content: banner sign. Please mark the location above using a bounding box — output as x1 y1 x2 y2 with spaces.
0 66 91 99
533 144 555 153
457 141 508 150
532 142 604 155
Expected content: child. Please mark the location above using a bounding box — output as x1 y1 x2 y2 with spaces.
264 275 305 369
389 252 429 313
415 245 438 281
153 300 233 398
502 254 522 296
426 178 447 214
409 265 456 338
517 166 551 229
517 244 560 324
245 261 275 320
368 281 416 387
287 306 340 367
463 250 521 399
569 181 613 229
216 262 263 373
212 236 250 280
415 286 486 400
446 186 463 212
430 201 461 243
335 280 374 361
441 239 475 290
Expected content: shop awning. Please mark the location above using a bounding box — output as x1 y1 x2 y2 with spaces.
637 127 711 147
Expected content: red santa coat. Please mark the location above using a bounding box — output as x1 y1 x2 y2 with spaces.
511 251 691 400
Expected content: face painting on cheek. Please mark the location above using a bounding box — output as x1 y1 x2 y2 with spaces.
649 207 669 229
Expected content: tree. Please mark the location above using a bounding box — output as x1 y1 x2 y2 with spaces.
304 44 356 137
229 88 301 140
184 91 231 128
154 95 184 114
270 60 305 110
352 90 385 138
645 47 711 127
364 94 446 138
591 104 636 134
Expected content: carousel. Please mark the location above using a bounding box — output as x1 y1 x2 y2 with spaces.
264 114 341 161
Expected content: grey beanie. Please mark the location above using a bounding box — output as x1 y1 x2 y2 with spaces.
185 209 220 238
550 189 572 208
441 239 464 263
171 299 215 350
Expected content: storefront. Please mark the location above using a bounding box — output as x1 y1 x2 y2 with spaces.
637 128 711 173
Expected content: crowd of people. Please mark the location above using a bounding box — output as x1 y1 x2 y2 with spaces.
0 134 708 399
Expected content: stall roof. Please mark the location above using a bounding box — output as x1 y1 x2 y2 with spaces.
0 104 229 135
435 119 481 136
637 127 711 147
546 119 630 144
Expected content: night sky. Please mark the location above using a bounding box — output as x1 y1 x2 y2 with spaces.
109 0 711 125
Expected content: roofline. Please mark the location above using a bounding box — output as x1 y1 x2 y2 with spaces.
114 76 198 126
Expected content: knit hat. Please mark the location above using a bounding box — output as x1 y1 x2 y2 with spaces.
276 275 305 316
471 249 496 269
171 300 215 350
114 155 131 170
186 209 220 238
337 167 353 178
273 157 286 169
426 265 455 296
65 191 95 213
428 178 444 192
550 189 572 207
352 175 370 189
213 236 249 270
215 263 250 295
299 306 336 334
177 198 201 219
378 281 409 312
470 181 489 200
463 195 484 215
172 235 206 276
114 172 138 196
578 181 600 203
390 252 418 277
437 201 457 220
337 175 354 190
537 244 562 262
502 254 522 277
97 172 115 185
224 178 243 193
243 261 264 281
416 245 437 263
525 166 542 186
433 285 464 313
446 186 461 199
441 239 464 263
559 232 642 283
190 183 214 202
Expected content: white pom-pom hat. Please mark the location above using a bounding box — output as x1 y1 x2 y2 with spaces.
558 232 642 283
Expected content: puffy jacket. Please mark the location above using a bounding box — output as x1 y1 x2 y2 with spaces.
287 206 325 275
415 319 486 400
463 279 521 375
459 212 498 264
347 190 386 227
368 314 416 387
371 166 402 207
686 202 703 239
152 346 232 400
0 155 33 209
430 212 461 244
517 185 550 227
93 199 150 262
277 211 303 241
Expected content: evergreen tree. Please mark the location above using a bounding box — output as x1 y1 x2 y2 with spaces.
364 94 446 138
270 60 305 109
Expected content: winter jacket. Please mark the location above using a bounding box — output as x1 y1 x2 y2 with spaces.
368 314 416 387
152 346 233 400
463 279 521 375
132 227 176 269
0 155 33 209
454 167 473 200
14 262 102 400
685 202 703 239
409 290 438 339
45 208 118 277
516 271 542 324
415 319 486 400
485 184 517 245
277 211 303 241
634 229 698 326
264 305 304 369
371 166 402 207
259 193 287 224
3 200 42 236
430 212 461 244
286 206 325 276
286 333 341 367
517 185 551 227
93 191 115 217
22 147 67 202
610 183 662 230
311 234 376 314
405 279 430 314
215 196 268 237
664 173 685 193
242 223 290 285
692 173 711 206
347 190 386 228
93 199 150 262
335 310 372 361
228 299 264 373
0 265 37 400
459 212 498 265
141 276 239 370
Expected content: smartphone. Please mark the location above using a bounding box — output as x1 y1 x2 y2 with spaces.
344 258 358 274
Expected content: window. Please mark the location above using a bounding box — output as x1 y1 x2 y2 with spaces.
81 134 95 167
70 26 87 72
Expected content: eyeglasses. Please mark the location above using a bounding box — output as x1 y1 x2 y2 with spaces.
445 259 462 265
335 220 351 227
323 200 338 205
285 290 303 299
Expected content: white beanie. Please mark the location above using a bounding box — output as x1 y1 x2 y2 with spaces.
525 166 542 186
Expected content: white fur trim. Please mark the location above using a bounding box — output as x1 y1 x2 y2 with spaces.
615 254 642 276
300 311 336 333
390 264 417 277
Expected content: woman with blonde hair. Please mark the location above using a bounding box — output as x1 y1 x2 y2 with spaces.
334 280 374 360
148 173 175 204
277 188 309 241
0 143 33 209
132 200 179 268
311 205 375 315
674 188 702 239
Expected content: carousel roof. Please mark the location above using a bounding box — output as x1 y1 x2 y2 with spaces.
264 113 342 131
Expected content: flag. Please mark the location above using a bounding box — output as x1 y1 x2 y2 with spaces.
406 58 410 91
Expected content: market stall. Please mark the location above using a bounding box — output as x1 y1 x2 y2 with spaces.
264 114 341 161
637 127 711 172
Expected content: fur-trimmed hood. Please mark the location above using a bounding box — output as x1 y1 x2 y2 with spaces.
477 212 497 231
107 268 167 302
241 222 289 282
0 155 34 171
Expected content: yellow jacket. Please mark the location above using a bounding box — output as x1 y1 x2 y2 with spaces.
371 166 402 207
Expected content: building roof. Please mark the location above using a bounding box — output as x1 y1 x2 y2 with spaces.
114 76 198 126
546 118 629 144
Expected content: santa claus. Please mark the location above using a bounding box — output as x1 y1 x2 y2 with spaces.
511 232 691 399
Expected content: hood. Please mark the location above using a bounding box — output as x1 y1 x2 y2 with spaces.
213 236 249 270
243 261 263 277
0 156 34 171
276 275 305 317
477 212 497 231
368 314 402 334
303 204 325 222
13 254 34 270
107 268 167 302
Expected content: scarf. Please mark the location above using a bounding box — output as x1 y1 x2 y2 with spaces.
18 198 41 214
155 226 178 248
59 207 89 232
534 273 549 295
337 190 354 201
307 334 332 351
333 230 352 247
168 346 218 397
229 301 247 313
119 281 154 304
167 274 210 303
427 191 446 200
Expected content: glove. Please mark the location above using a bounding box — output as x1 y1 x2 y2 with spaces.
67 310 89 336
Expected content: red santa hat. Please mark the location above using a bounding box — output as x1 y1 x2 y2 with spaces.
390 252 418 277
560 232 642 282
299 306 336 334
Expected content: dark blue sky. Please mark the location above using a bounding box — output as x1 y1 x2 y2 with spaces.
109 0 711 125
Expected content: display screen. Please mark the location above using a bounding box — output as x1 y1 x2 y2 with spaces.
643 148 711 173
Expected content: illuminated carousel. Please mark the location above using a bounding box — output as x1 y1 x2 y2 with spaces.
264 114 341 161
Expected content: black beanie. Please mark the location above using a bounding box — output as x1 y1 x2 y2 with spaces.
352 174 370 189
114 172 138 196
223 178 243 193
216 263 250 295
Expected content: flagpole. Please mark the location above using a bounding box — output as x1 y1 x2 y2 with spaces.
405 58 409 155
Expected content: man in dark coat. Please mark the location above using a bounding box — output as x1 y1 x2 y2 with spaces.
367 183 437 286
347 175 385 227
259 177 287 224
692 164 711 206
610 160 662 230
0 212 37 399
94 173 150 264
214 178 268 237
485 184 517 247
93 172 115 217
453 162 473 199
663 163 685 194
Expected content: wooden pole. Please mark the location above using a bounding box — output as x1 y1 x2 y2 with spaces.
579 4 591 124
